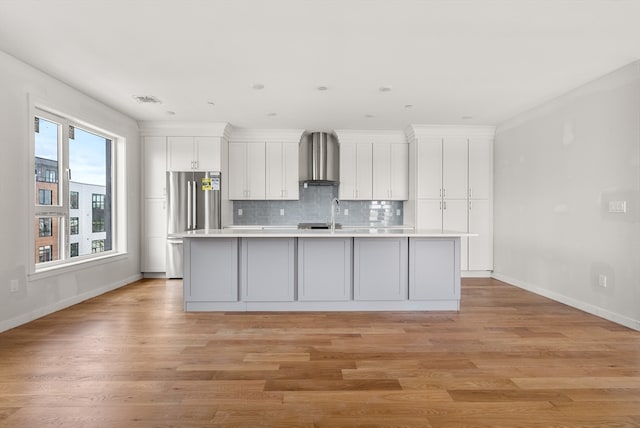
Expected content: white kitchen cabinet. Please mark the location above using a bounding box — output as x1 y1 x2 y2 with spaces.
143 136 167 198
168 136 221 171
468 199 492 271
372 143 408 200
353 238 408 301
409 238 460 301
184 238 238 302
416 137 467 200
228 142 266 200
339 143 372 200
241 238 296 301
416 199 468 270
142 198 166 272
416 137 443 199
442 136 468 200
298 238 352 301
266 142 299 200
468 136 492 200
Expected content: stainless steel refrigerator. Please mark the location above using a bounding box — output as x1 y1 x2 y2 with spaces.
166 171 221 278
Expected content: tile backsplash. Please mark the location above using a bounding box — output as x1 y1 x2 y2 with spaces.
233 185 404 226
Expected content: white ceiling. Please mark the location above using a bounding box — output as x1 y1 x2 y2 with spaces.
1 0 639 131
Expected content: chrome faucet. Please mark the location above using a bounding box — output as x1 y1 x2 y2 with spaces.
330 197 340 232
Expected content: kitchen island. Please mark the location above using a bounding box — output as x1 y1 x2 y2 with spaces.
172 228 473 312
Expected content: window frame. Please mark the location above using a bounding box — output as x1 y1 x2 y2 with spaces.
30 105 122 275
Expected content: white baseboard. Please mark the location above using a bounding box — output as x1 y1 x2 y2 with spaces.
491 272 640 332
462 270 492 278
0 273 142 333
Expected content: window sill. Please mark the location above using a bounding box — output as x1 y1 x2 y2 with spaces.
29 251 129 282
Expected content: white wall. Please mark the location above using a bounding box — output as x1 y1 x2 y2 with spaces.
493 61 640 331
0 50 142 332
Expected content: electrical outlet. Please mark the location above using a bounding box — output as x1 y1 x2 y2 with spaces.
238 208 243 216
598 274 607 288
608 201 627 213
280 208 285 216
10 279 19 293
343 208 349 216
396 209 401 216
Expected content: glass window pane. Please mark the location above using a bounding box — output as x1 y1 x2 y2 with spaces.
34 117 60 206
70 128 112 257
35 216 62 265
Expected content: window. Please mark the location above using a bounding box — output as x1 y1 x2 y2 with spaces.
33 108 117 269
70 217 79 235
70 191 79 209
39 218 52 237
38 189 52 205
91 239 105 253
38 245 53 263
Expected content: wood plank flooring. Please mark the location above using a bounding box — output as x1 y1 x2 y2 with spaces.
0 277 639 427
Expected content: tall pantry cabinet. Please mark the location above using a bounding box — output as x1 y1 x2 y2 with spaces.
408 125 494 274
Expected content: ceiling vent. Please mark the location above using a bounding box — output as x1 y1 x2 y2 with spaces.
132 95 162 104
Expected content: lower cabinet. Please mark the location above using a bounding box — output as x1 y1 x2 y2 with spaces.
184 238 238 302
241 238 296 302
409 237 460 301
298 237 352 301
353 237 408 301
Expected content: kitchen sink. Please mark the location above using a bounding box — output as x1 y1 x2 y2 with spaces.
297 222 342 230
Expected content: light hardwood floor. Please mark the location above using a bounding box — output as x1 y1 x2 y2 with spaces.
0 278 639 427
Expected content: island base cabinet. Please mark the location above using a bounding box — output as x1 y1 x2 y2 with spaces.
298 238 352 301
409 238 460 301
184 238 238 302
241 238 296 301
354 238 408 301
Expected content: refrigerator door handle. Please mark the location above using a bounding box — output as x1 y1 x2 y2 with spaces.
187 180 192 229
192 180 197 229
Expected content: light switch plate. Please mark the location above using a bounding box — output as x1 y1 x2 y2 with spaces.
608 201 627 213
238 208 243 216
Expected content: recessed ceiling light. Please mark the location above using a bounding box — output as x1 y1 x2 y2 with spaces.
317 85 328 91
267 112 277 117
166 111 176 116
365 114 375 118
132 95 162 104
404 104 414 109
252 83 265 90
207 101 215 106
462 116 473 120
379 86 392 92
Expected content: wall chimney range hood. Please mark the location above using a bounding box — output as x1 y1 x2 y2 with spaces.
300 131 338 185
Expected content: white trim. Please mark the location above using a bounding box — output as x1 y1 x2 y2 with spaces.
492 272 640 332
28 252 129 281
462 270 492 278
0 274 142 334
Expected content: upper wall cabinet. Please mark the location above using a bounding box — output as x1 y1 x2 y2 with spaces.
339 142 373 200
266 142 299 200
167 136 221 171
416 137 467 200
372 143 409 200
468 136 492 200
228 142 266 200
143 136 167 199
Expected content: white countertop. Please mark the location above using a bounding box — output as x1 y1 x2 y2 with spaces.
170 228 475 238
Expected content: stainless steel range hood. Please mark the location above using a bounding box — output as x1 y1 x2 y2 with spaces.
300 131 339 185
